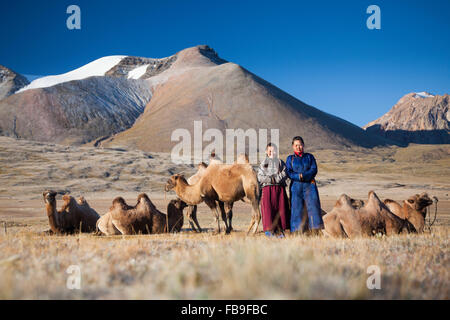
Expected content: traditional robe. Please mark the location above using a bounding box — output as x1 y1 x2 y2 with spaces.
257 157 290 232
286 152 324 231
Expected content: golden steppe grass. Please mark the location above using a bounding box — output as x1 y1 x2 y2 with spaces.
0 226 448 299
0 136 449 299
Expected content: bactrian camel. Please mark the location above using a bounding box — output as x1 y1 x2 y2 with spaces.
322 191 405 238
165 160 261 234
185 161 236 233
43 190 100 234
99 193 186 235
384 193 436 233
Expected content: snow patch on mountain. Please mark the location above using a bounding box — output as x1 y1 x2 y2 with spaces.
414 92 434 98
128 64 149 79
18 56 126 92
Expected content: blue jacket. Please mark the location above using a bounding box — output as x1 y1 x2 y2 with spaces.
286 153 318 183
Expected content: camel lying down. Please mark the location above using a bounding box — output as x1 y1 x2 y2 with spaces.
323 191 405 238
384 193 436 233
43 190 100 234
97 193 187 235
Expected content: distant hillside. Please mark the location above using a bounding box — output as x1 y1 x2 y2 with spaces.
0 45 390 153
364 92 449 144
101 45 389 153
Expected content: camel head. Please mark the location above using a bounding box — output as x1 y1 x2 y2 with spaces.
43 190 57 204
405 193 435 216
165 174 187 192
170 198 188 211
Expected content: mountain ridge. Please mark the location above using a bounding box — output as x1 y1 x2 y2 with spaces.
364 92 449 145
0 45 398 153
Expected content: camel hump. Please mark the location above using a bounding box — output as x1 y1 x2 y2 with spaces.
336 194 352 208
137 193 150 203
384 199 396 205
113 197 127 207
368 190 381 203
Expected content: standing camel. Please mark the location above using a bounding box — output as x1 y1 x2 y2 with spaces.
165 160 261 234
185 162 235 233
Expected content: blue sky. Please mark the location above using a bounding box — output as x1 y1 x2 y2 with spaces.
1 0 449 126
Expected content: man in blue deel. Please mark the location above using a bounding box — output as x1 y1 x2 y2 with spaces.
286 136 324 234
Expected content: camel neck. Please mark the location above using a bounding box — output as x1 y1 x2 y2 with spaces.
46 202 59 233
175 180 203 205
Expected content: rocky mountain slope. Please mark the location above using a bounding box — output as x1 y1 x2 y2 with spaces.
0 45 389 153
0 65 29 100
100 46 388 153
364 92 449 144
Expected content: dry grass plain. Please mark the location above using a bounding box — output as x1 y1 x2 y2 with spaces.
0 136 449 299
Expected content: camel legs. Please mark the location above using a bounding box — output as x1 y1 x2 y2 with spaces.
225 202 233 232
246 199 261 235
205 198 222 234
218 201 232 234
186 205 202 233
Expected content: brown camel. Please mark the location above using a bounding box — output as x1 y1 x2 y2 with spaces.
323 191 405 238
184 162 208 233
167 198 187 232
43 190 100 234
106 193 186 235
384 193 435 233
165 160 261 234
185 161 235 233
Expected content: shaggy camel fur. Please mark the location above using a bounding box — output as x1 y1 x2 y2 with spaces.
384 193 435 233
165 161 261 234
103 193 186 235
43 190 100 234
323 191 404 238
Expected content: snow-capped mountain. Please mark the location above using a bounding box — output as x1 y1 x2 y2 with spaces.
0 65 29 100
1 45 390 151
17 56 127 92
414 92 435 99
364 92 449 144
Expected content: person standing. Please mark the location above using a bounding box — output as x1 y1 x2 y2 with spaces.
257 143 290 237
286 136 324 234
